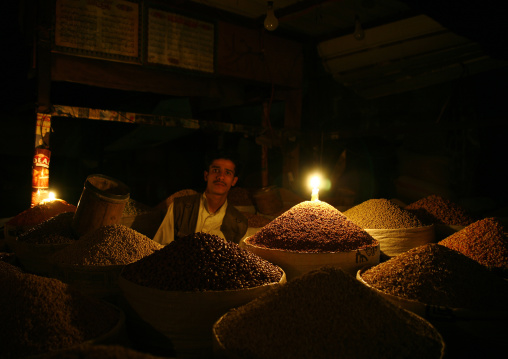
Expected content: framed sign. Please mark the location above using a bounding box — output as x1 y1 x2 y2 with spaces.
145 5 215 73
53 0 141 63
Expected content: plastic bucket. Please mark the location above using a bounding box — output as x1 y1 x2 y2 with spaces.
72 174 130 238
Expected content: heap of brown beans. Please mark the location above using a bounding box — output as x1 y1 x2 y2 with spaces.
247 201 377 253
0 262 120 358
241 212 272 228
438 217 508 269
214 266 443 359
6 199 76 228
17 212 77 245
344 198 423 229
405 194 474 226
361 243 508 310
51 224 163 266
121 232 283 291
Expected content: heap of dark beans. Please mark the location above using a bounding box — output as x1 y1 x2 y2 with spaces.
405 194 474 226
247 201 378 253
17 212 77 245
439 217 508 269
0 261 120 358
51 224 163 266
228 187 254 206
214 266 443 359
361 243 508 310
121 232 283 291
344 198 423 229
241 212 273 228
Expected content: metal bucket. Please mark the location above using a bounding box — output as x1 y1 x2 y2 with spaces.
72 174 130 238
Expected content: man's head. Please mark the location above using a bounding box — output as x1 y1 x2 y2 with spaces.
204 152 239 197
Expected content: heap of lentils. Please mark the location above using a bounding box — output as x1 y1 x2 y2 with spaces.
41 344 171 359
344 198 423 229
241 211 273 228
214 266 443 359
51 224 163 266
246 200 378 253
121 232 283 291
438 217 508 269
361 243 508 310
0 262 120 358
405 194 474 226
6 199 76 228
17 212 77 245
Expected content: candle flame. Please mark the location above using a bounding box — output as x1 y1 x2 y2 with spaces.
310 175 321 201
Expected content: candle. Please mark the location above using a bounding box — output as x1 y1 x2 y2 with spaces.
310 175 321 201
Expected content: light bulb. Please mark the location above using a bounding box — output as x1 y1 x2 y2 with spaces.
264 1 278 31
354 15 365 40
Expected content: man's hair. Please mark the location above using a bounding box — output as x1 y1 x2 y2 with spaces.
204 149 242 177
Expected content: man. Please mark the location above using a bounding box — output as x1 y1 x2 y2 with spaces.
153 152 248 245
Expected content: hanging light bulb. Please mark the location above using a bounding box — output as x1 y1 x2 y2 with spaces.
264 1 279 31
354 14 365 40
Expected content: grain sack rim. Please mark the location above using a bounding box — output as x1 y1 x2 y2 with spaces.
363 224 435 257
117 266 287 295
356 267 508 321
241 235 380 255
211 308 446 359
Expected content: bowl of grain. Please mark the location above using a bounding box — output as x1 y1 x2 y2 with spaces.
240 200 380 280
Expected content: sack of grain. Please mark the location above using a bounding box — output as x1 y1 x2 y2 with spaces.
364 225 435 257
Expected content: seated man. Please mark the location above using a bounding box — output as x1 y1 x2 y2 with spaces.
153 151 248 245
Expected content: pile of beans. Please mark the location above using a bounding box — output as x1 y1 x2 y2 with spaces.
344 198 423 229
361 243 508 310
214 266 443 359
405 194 474 226
17 212 77 245
0 261 120 358
42 344 168 359
228 187 254 206
6 199 76 228
241 212 272 228
51 224 163 266
247 201 378 253
121 232 283 291
438 217 508 269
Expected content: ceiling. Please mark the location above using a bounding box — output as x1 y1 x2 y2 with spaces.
167 0 508 98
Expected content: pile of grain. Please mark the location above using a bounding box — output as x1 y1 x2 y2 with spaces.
0 262 120 358
214 266 443 359
344 198 423 229
228 187 254 206
6 199 76 228
361 243 508 310
41 344 170 359
51 224 163 266
247 201 377 253
405 194 474 226
17 212 77 245
241 212 272 228
121 232 283 291
123 199 155 216
438 217 508 269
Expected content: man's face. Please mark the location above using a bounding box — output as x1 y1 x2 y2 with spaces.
204 158 238 196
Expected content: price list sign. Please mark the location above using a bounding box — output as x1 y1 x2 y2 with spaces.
146 8 215 73
54 0 140 62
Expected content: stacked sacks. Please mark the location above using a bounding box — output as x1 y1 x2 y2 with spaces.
213 266 444 359
0 261 124 358
242 200 379 279
118 232 285 358
344 198 434 257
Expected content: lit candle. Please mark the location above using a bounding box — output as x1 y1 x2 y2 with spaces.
310 176 321 201
40 191 57 204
